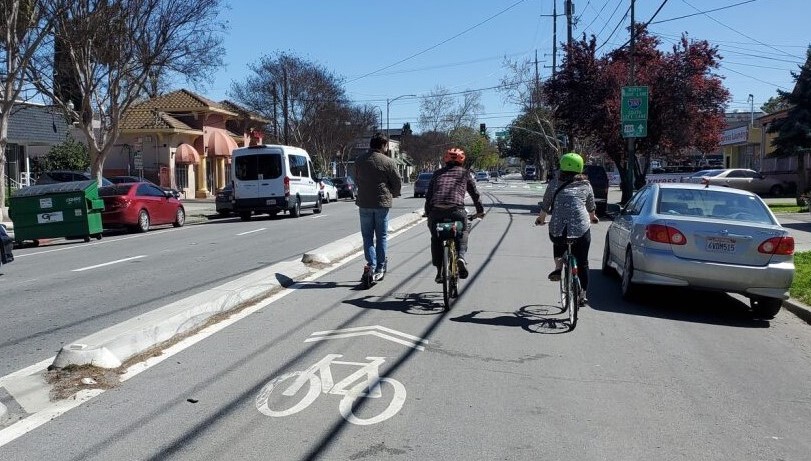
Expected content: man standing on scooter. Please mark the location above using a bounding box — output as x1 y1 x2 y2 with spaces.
354 132 402 282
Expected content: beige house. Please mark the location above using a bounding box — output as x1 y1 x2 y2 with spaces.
112 89 268 198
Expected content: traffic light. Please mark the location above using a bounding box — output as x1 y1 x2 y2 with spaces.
480 123 486 136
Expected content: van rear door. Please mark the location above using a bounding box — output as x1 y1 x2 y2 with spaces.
233 149 284 203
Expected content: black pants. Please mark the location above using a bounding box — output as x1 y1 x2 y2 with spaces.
550 229 591 291
427 208 469 268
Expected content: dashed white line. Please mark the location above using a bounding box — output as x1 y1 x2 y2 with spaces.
72 255 147 272
236 228 267 236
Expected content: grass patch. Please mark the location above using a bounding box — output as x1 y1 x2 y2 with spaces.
792 251 811 306
769 203 809 213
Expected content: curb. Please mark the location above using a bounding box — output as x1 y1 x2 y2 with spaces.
783 298 811 324
50 209 426 370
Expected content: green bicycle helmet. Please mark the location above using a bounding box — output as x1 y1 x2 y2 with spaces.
559 152 584 173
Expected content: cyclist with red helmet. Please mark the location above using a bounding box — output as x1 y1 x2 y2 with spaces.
424 147 485 283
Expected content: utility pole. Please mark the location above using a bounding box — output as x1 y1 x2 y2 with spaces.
533 49 540 110
282 67 289 145
625 0 636 203
552 0 557 79
564 0 575 151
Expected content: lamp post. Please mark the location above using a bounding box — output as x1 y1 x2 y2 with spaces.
375 106 383 133
386 94 416 138
748 94 754 126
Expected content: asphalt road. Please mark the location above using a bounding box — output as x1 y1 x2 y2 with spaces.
2 181 810 460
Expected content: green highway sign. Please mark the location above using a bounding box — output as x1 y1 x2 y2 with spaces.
622 121 648 138
495 131 507 137
621 86 649 122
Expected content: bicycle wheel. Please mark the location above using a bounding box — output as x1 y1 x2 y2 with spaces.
559 255 572 315
449 241 459 298
569 256 580 329
442 242 451 309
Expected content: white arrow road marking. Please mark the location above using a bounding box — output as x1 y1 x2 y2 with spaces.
72 255 146 272
236 228 266 236
305 325 426 351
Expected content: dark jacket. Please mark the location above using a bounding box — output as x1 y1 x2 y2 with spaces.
353 149 402 208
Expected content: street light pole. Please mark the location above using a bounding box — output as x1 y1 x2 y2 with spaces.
748 94 754 126
386 94 416 138
375 106 383 133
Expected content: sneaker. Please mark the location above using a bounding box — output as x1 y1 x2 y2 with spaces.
548 269 561 281
579 296 588 307
457 258 469 279
373 271 385 282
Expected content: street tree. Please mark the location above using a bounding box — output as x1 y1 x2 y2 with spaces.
26 0 227 186
543 26 728 202
767 46 811 204
38 135 88 172
761 93 790 114
505 107 563 182
0 0 64 220
418 86 483 134
230 51 372 168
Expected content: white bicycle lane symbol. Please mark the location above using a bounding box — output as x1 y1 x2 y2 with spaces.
255 354 406 426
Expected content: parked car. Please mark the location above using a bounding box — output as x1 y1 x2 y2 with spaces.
215 184 234 216
98 182 185 233
109 176 182 199
0 224 13 270
475 171 490 182
413 172 433 198
35 170 114 186
680 168 789 196
584 164 609 216
333 176 357 200
601 183 794 319
523 165 538 180
318 178 338 203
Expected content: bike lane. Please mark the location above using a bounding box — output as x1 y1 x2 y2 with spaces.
4 189 811 460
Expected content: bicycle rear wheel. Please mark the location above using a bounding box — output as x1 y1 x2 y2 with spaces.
449 242 459 298
442 243 451 309
569 262 580 329
560 256 572 315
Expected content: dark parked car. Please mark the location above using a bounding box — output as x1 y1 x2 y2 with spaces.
0 224 13 270
413 172 433 198
109 176 182 199
333 177 357 200
98 182 185 233
215 184 234 216
35 170 113 186
584 164 609 216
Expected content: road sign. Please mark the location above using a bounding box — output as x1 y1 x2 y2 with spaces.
495 131 508 138
621 86 649 122
622 121 648 138
133 152 143 170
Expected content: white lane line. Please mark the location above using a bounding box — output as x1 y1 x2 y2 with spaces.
14 226 187 258
72 255 147 272
236 228 267 236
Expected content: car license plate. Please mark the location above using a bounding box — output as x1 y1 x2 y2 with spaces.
265 199 275 205
706 237 735 252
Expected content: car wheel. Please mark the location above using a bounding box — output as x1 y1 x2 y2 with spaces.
750 296 782 319
239 211 252 221
769 185 784 196
290 198 301 218
136 210 150 233
620 249 639 301
601 233 615 277
313 195 322 214
173 207 185 227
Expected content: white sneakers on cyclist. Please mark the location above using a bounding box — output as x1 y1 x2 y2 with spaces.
457 258 469 279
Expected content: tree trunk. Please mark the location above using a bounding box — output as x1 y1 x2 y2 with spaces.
0 111 9 222
797 151 808 206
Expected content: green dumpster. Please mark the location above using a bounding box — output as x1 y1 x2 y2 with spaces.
9 180 105 246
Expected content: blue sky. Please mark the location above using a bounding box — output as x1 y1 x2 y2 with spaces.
206 0 810 134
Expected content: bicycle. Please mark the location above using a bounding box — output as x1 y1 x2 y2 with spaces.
435 213 482 310
559 238 583 329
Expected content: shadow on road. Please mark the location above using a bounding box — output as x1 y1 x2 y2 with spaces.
588 269 771 328
449 305 571 334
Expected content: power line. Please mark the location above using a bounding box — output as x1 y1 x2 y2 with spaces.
595 3 631 52
650 0 759 24
346 0 528 84
679 0 799 60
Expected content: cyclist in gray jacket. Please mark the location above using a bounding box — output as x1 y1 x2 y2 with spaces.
536 152 598 303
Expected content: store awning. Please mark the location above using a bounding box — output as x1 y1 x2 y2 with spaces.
208 129 238 157
175 143 200 165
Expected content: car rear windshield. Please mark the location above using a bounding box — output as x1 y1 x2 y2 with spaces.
98 185 132 196
234 154 282 180
658 188 774 224
333 178 351 186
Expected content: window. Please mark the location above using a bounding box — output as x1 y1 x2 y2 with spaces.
288 155 308 177
235 154 282 180
176 166 188 189
726 170 746 178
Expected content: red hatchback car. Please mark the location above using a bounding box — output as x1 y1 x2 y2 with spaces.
98 182 185 233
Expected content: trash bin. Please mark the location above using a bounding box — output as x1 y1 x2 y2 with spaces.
9 180 105 246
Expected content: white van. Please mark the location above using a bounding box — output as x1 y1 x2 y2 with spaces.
231 144 322 220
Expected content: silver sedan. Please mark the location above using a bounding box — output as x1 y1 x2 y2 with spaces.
602 183 795 319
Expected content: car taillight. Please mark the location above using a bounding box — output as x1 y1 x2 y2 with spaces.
758 236 794 255
645 224 687 245
284 176 290 196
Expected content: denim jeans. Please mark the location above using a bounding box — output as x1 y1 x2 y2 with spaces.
359 207 390 272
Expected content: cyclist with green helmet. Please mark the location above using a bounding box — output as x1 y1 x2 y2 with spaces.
535 152 599 305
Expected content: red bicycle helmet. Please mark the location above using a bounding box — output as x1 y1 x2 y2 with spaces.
444 147 466 164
